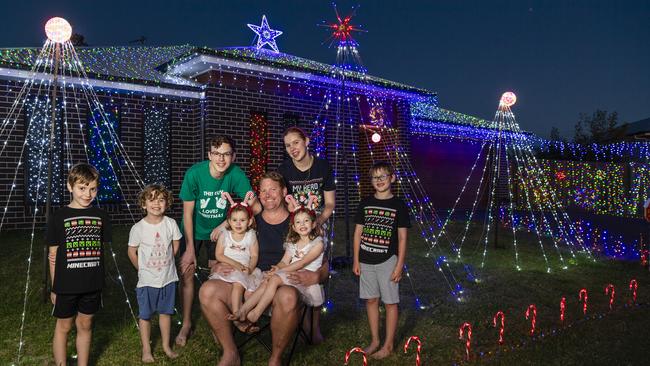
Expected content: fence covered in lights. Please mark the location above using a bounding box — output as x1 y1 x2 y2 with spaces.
410 103 650 219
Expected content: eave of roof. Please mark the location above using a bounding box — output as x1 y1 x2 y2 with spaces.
159 46 436 99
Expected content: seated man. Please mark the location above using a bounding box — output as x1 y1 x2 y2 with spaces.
199 172 328 366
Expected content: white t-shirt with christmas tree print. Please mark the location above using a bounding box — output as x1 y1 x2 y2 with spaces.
128 216 182 288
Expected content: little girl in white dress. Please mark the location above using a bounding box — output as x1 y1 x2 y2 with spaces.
209 192 262 331
235 195 324 324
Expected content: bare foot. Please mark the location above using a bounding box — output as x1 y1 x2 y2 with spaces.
175 325 192 346
142 351 154 363
370 347 393 359
246 309 262 324
268 354 282 366
238 306 251 322
217 350 241 366
363 340 380 355
233 320 249 333
164 348 179 359
244 322 260 334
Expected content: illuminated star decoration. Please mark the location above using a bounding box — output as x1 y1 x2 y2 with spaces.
320 4 365 47
319 4 367 72
247 15 283 53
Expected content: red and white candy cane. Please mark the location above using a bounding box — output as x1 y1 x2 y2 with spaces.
403 336 422 366
525 304 537 336
344 347 367 366
560 297 566 323
605 284 615 310
493 311 505 344
579 288 588 315
630 279 638 303
459 322 472 360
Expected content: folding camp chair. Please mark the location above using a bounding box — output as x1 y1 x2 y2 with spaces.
236 305 314 365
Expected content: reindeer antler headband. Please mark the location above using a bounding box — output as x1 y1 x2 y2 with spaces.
222 191 255 218
285 193 318 221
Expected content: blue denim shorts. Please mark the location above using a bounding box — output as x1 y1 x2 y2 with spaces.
136 282 176 320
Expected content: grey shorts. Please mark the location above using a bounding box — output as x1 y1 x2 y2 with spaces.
359 255 399 304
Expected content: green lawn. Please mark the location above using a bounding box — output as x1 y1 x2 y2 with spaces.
1 221 649 365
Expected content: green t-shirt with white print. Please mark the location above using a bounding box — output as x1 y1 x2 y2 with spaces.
179 161 252 240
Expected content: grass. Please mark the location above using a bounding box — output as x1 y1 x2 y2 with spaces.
1 220 649 365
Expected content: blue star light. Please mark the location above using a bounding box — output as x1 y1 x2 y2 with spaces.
247 15 283 53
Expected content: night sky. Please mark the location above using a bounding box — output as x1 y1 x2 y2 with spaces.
1 0 648 138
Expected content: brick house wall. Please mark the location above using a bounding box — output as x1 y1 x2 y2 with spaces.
0 66 414 229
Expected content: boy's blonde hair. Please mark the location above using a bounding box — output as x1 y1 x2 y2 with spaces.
67 163 100 187
138 184 173 213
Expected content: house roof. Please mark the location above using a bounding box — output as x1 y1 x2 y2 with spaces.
0 44 435 98
624 117 650 137
0 44 197 89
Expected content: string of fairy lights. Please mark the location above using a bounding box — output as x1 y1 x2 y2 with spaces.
431 93 595 277
367 126 465 304
3 8 647 364
0 19 198 363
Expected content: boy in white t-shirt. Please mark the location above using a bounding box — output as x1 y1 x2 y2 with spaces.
128 184 182 363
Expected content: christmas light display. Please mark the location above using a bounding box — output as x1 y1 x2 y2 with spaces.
247 15 283 53
24 96 63 204
320 4 367 72
249 112 269 192
560 297 566 323
525 304 537 336
359 124 464 303
411 100 499 130
344 347 367 366
87 105 122 202
459 322 472 360
431 93 592 274
143 106 171 187
403 336 422 366
499 91 517 107
605 284 615 311
44 17 72 43
579 288 588 315
1 26 163 363
630 279 638 303
493 311 505 344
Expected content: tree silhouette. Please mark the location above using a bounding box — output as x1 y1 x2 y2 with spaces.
70 33 88 47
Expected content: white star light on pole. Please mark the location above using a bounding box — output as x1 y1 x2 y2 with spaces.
247 15 283 53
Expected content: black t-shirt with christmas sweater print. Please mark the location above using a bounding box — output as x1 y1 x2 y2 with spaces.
354 196 411 265
277 157 335 213
46 206 112 294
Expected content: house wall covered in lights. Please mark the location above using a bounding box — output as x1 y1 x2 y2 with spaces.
2 45 490 228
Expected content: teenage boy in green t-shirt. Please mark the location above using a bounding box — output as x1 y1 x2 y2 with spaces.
175 136 261 346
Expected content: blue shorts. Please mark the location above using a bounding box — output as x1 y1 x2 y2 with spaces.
136 282 176 320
